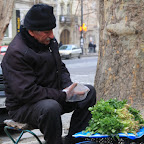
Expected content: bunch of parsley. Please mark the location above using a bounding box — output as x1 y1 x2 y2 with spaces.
85 98 144 136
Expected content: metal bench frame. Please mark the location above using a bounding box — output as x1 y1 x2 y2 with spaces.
4 125 42 144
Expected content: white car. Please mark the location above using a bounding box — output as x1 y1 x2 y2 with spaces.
59 44 82 59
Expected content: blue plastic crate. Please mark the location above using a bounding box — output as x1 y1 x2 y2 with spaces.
74 127 144 144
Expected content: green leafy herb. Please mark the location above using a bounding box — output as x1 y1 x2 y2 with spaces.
85 98 144 136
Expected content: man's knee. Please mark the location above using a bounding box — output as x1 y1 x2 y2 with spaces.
88 85 96 93
78 85 96 108
36 99 62 116
87 85 96 99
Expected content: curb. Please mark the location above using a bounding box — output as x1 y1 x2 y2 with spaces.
81 53 98 57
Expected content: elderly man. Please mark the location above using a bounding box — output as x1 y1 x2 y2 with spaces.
1 4 96 144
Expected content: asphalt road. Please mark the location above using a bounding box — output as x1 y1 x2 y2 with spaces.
62 56 98 86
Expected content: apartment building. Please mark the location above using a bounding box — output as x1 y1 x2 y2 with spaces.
2 0 99 54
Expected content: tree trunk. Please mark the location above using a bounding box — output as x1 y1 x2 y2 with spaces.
95 0 144 117
0 0 15 45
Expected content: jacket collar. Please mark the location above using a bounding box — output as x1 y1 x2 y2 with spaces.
20 25 51 52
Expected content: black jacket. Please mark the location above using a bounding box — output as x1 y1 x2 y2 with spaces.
1 28 72 111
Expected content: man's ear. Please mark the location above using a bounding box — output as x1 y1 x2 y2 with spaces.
28 30 34 37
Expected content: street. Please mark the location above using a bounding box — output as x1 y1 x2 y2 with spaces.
63 56 98 85
0 55 98 144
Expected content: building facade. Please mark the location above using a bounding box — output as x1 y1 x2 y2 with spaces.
2 0 99 54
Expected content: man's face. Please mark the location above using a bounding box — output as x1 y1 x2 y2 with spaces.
28 30 54 45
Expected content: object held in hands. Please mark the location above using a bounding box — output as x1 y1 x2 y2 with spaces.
64 83 90 102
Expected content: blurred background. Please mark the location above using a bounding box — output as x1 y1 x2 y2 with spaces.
1 0 99 55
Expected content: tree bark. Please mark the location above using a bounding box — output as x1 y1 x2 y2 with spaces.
95 0 144 117
0 0 15 45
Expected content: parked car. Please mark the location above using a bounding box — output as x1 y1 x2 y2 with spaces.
0 45 8 55
59 44 82 59
0 65 9 128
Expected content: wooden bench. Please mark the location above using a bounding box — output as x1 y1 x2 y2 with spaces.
4 119 42 144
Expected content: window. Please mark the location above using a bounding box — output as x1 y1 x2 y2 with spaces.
4 20 12 38
60 3 64 15
67 4 70 15
4 28 9 37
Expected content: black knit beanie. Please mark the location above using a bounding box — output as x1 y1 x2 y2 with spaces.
24 4 56 31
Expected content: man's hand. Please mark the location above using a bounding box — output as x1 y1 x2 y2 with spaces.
63 83 85 101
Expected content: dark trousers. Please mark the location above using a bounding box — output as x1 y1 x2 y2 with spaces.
9 85 96 144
